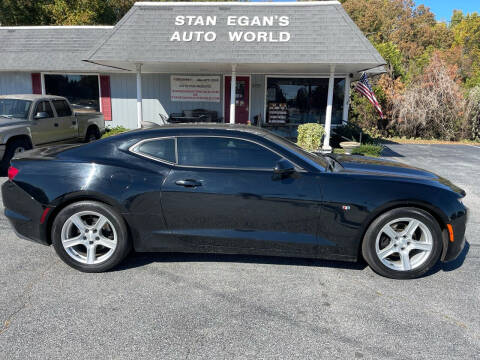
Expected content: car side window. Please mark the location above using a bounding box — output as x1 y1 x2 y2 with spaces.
133 138 176 163
52 100 73 117
34 101 54 118
177 137 281 169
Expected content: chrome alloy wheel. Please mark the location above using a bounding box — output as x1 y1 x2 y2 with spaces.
61 211 118 265
375 217 433 271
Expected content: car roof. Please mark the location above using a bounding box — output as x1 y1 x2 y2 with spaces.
136 123 277 137
0 94 66 101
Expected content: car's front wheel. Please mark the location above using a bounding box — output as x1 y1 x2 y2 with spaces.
52 201 131 272
362 207 443 279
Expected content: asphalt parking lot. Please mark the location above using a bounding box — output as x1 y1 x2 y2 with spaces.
1 143 479 359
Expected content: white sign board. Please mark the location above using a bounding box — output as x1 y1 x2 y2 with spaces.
171 75 221 102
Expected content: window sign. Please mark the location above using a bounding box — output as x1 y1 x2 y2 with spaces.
266 78 345 125
171 76 221 102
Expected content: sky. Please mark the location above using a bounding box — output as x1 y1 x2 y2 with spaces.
419 0 479 22
250 0 479 23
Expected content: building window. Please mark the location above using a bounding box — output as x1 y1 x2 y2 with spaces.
266 77 345 126
44 74 100 112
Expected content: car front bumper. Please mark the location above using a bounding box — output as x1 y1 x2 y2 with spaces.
442 204 468 262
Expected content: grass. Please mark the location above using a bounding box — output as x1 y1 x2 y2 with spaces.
334 144 384 157
381 136 480 145
101 126 130 139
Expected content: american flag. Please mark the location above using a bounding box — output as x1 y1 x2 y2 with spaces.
354 73 384 119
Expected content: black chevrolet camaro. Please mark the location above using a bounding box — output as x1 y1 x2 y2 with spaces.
2 124 467 279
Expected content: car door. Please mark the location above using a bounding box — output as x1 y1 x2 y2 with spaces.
30 100 62 145
51 99 77 140
160 135 326 257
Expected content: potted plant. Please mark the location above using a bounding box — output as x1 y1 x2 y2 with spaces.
339 141 361 154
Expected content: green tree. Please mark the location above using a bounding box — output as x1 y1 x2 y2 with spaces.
0 0 233 26
374 41 405 79
0 0 50 25
451 12 480 87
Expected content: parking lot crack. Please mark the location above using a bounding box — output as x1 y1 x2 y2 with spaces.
0 261 57 335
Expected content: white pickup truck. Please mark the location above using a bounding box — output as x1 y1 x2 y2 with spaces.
0 94 105 171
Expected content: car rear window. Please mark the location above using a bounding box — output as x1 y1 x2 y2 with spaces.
52 100 73 117
177 136 281 169
133 138 176 163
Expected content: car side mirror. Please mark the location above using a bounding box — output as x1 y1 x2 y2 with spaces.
34 112 50 119
273 159 295 179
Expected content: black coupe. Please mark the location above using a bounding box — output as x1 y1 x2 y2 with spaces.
2 124 467 279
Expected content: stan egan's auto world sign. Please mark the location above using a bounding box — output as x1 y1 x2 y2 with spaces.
171 75 221 102
169 15 290 42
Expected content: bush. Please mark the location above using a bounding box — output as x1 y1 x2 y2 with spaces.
464 86 480 141
101 126 130 139
392 53 465 140
296 123 325 151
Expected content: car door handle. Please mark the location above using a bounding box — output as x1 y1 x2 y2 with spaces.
54 123 59 127
175 179 202 187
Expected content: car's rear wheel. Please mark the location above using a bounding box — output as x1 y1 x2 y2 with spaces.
52 201 131 272
362 207 443 279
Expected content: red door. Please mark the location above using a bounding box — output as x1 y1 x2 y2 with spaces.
224 76 250 124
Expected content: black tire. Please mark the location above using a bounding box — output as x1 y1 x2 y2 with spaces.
0 137 32 173
362 207 443 279
84 126 100 142
52 201 131 272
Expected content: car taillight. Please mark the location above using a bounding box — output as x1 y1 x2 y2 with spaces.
7 166 19 181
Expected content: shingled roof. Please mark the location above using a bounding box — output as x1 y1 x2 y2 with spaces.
0 26 113 72
85 1 385 74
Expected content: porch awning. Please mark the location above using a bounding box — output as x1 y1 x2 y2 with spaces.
84 1 385 74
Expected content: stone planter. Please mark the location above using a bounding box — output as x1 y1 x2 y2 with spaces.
340 141 360 155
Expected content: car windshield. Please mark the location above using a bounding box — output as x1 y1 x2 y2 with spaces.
265 132 328 169
0 99 32 120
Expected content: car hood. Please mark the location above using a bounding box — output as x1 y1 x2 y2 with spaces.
0 117 29 128
330 154 466 197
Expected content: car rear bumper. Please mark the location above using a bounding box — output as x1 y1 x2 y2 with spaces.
0 144 6 161
1 180 50 245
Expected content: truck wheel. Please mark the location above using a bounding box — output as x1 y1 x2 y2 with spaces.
85 126 100 142
1 138 32 173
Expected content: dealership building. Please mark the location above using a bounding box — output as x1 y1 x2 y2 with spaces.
0 1 384 149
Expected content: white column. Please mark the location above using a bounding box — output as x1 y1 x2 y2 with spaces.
229 64 237 124
322 66 335 152
136 63 143 129
342 75 351 124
